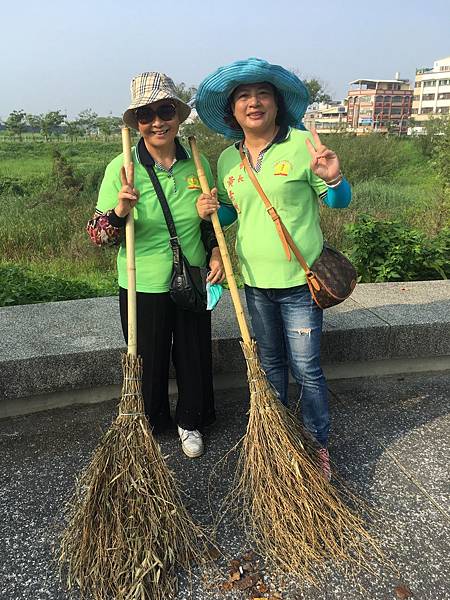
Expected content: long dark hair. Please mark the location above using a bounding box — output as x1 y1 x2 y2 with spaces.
223 83 288 133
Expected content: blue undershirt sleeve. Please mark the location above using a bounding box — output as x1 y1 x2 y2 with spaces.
217 202 238 226
322 178 352 208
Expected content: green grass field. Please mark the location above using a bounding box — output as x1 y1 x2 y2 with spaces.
0 129 448 306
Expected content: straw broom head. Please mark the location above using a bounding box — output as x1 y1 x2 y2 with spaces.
59 354 208 600
233 341 384 584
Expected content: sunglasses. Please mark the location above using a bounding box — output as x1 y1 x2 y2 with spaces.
135 103 177 124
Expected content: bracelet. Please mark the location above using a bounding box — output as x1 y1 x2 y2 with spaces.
324 171 343 186
326 177 344 189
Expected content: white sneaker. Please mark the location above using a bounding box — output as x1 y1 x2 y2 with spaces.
177 426 204 458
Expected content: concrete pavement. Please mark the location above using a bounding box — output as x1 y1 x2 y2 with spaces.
0 372 449 599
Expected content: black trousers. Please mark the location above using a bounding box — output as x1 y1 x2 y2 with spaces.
119 288 215 433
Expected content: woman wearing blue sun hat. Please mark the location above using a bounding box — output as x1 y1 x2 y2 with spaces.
195 58 352 479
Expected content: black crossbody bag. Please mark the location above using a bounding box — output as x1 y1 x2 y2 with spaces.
143 164 207 312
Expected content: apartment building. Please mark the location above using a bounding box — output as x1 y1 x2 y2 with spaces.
346 74 413 134
411 56 450 129
304 102 347 133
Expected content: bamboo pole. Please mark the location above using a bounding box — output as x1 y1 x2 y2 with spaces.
121 127 137 357
188 136 251 345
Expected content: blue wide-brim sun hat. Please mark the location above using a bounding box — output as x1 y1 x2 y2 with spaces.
195 57 310 139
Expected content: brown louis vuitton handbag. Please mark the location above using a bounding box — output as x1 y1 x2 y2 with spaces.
239 144 357 309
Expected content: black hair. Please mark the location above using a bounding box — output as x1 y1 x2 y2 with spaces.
223 83 288 133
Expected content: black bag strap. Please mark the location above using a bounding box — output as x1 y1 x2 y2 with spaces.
142 164 182 272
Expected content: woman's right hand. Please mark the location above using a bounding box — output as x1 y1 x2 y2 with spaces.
196 187 219 220
115 164 140 218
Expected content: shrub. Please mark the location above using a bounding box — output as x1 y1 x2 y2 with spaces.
345 215 449 282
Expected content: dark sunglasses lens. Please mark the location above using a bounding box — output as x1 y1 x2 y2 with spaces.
136 108 155 124
157 104 177 120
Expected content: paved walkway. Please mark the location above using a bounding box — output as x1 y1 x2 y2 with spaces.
0 372 449 599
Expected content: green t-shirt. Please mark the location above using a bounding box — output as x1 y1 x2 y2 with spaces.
97 140 214 292
217 127 328 288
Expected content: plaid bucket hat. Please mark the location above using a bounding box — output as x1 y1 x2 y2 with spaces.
195 57 310 139
123 72 191 130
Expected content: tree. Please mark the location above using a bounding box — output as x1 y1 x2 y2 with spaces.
64 119 84 141
5 110 27 140
290 69 333 105
303 78 333 105
41 111 66 141
411 116 448 158
173 82 197 104
26 113 42 134
95 116 122 139
77 109 98 135
25 111 66 141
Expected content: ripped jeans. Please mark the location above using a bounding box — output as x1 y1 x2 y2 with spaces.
244 284 330 447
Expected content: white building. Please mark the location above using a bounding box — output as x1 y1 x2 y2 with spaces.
411 56 450 131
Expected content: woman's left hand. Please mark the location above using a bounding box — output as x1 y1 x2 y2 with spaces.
207 247 225 284
305 127 341 183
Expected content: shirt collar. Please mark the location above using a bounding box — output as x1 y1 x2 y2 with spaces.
234 124 291 150
137 136 189 167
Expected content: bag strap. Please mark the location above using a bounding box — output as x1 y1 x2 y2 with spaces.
238 142 319 287
239 142 291 261
142 164 182 272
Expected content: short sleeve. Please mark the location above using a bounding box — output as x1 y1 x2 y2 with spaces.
96 156 123 213
216 153 231 205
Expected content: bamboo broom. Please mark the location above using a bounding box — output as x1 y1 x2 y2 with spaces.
59 128 207 600
188 136 383 584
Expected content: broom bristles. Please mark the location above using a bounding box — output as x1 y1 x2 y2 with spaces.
233 341 384 585
60 353 207 600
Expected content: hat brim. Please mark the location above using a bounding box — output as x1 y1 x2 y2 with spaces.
123 98 191 130
195 58 310 139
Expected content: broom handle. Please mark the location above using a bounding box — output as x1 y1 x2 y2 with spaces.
188 136 251 346
121 127 137 357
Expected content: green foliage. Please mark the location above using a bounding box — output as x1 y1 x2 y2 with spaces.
5 110 27 139
345 215 449 283
0 264 110 307
289 69 332 104
95 116 122 139
323 133 408 183
26 110 67 141
173 82 197 103
303 78 332 104
51 149 83 193
77 109 99 135
64 120 84 141
429 117 450 183
411 116 448 158
0 133 447 306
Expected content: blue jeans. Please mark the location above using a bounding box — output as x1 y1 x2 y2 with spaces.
244 284 330 447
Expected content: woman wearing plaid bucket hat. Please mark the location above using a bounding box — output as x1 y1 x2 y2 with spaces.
87 72 225 458
195 58 353 479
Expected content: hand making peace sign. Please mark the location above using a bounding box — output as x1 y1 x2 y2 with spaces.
115 163 140 218
305 127 341 184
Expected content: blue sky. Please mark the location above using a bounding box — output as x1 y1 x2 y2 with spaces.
1 0 449 119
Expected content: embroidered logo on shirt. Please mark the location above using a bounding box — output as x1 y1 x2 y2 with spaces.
273 160 293 176
186 175 201 189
